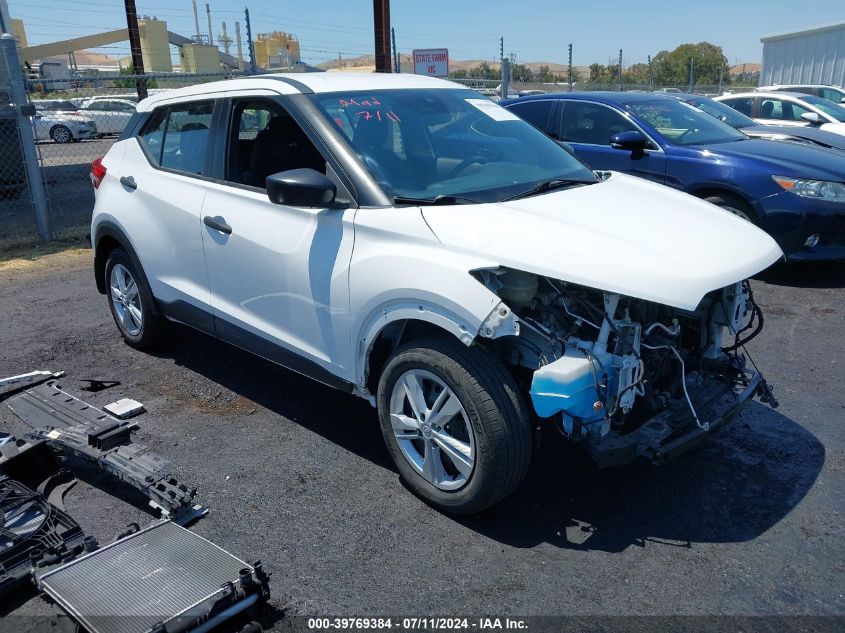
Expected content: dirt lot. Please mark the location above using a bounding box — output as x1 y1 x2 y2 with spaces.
0 249 843 631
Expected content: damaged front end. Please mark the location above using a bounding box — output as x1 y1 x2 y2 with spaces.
476 268 778 467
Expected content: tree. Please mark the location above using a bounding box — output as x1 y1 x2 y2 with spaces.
114 64 158 89
510 63 533 82
651 42 728 87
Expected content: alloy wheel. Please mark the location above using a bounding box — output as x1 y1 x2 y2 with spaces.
109 263 143 336
388 369 475 491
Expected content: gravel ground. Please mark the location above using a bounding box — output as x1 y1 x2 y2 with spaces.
0 249 842 631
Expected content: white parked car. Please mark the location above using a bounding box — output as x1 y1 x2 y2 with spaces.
90 73 782 514
31 100 97 143
716 91 845 136
76 98 137 135
757 84 845 107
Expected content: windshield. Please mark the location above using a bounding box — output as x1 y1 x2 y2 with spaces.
684 96 755 129
309 88 597 202
799 95 845 122
626 99 748 145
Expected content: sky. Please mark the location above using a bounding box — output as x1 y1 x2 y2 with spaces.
7 0 845 67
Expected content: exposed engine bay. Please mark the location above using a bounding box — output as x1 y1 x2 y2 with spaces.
476 267 778 464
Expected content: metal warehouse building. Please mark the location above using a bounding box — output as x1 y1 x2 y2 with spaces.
760 21 845 86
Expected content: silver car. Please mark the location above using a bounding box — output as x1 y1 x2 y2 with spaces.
31 100 97 143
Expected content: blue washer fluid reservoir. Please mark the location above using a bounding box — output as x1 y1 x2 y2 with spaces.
530 348 605 422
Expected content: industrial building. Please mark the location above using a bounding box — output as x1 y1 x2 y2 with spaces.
254 31 301 69
760 21 845 86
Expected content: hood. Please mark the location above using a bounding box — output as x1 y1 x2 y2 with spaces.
820 122 845 136
740 124 845 151
421 173 782 311
695 138 845 180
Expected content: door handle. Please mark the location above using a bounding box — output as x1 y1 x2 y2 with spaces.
120 175 137 190
203 215 232 235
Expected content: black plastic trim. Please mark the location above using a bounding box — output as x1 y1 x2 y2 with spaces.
92 222 158 316
263 75 315 94
157 299 354 393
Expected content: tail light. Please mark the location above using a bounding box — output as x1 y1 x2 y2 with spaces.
90 156 106 189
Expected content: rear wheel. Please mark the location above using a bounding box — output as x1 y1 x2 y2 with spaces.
704 193 755 223
376 336 532 515
104 248 166 349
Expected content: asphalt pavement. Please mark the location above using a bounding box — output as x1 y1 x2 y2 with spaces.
0 250 842 631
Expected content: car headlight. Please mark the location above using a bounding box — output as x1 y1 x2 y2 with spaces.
772 176 845 202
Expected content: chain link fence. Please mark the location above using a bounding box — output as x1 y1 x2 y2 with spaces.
0 70 242 250
1 66 757 251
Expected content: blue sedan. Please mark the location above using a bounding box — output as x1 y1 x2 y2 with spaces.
502 92 845 261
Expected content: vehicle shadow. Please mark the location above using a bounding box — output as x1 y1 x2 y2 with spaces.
457 402 824 551
755 260 845 289
149 326 824 554
147 324 391 469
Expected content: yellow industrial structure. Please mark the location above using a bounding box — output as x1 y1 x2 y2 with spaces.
137 18 172 72
11 18 27 48
179 43 220 73
254 31 300 68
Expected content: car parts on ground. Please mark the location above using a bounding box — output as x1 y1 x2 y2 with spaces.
37 520 270 633
1 374 271 631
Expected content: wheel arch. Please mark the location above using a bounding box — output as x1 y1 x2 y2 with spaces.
93 221 161 315
685 184 759 218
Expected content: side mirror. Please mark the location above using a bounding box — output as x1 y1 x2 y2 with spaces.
800 112 823 125
840 97 845 104
610 130 649 157
266 168 336 207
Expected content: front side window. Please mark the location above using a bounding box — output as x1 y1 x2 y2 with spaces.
559 102 637 145
137 101 214 175
225 99 326 189
627 99 747 145
820 87 845 104
759 98 811 122
309 88 596 203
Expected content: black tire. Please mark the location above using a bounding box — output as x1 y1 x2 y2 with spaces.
104 247 166 349
376 335 532 515
49 125 72 144
704 193 756 223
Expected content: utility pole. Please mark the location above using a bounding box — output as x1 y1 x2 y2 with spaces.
500 36 504 62
245 7 256 74
0 0 11 33
123 0 147 100
568 43 573 91
391 27 399 72
688 57 694 93
205 4 213 46
373 0 391 72
234 21 244 70
718 63 724 94
647 54 653 90
618 48 623 92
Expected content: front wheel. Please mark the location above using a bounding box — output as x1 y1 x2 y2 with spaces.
376 336 532 515
50 125 72 144
704 193 755 223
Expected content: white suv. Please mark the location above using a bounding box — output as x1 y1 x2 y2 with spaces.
91 73 782 514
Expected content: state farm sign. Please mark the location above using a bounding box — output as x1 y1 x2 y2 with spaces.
412 49 449 77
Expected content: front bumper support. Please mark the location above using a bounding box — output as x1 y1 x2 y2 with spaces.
585 371 762 468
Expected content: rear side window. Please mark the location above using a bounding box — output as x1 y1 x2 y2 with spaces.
137 101 214 175
506 100 554 134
